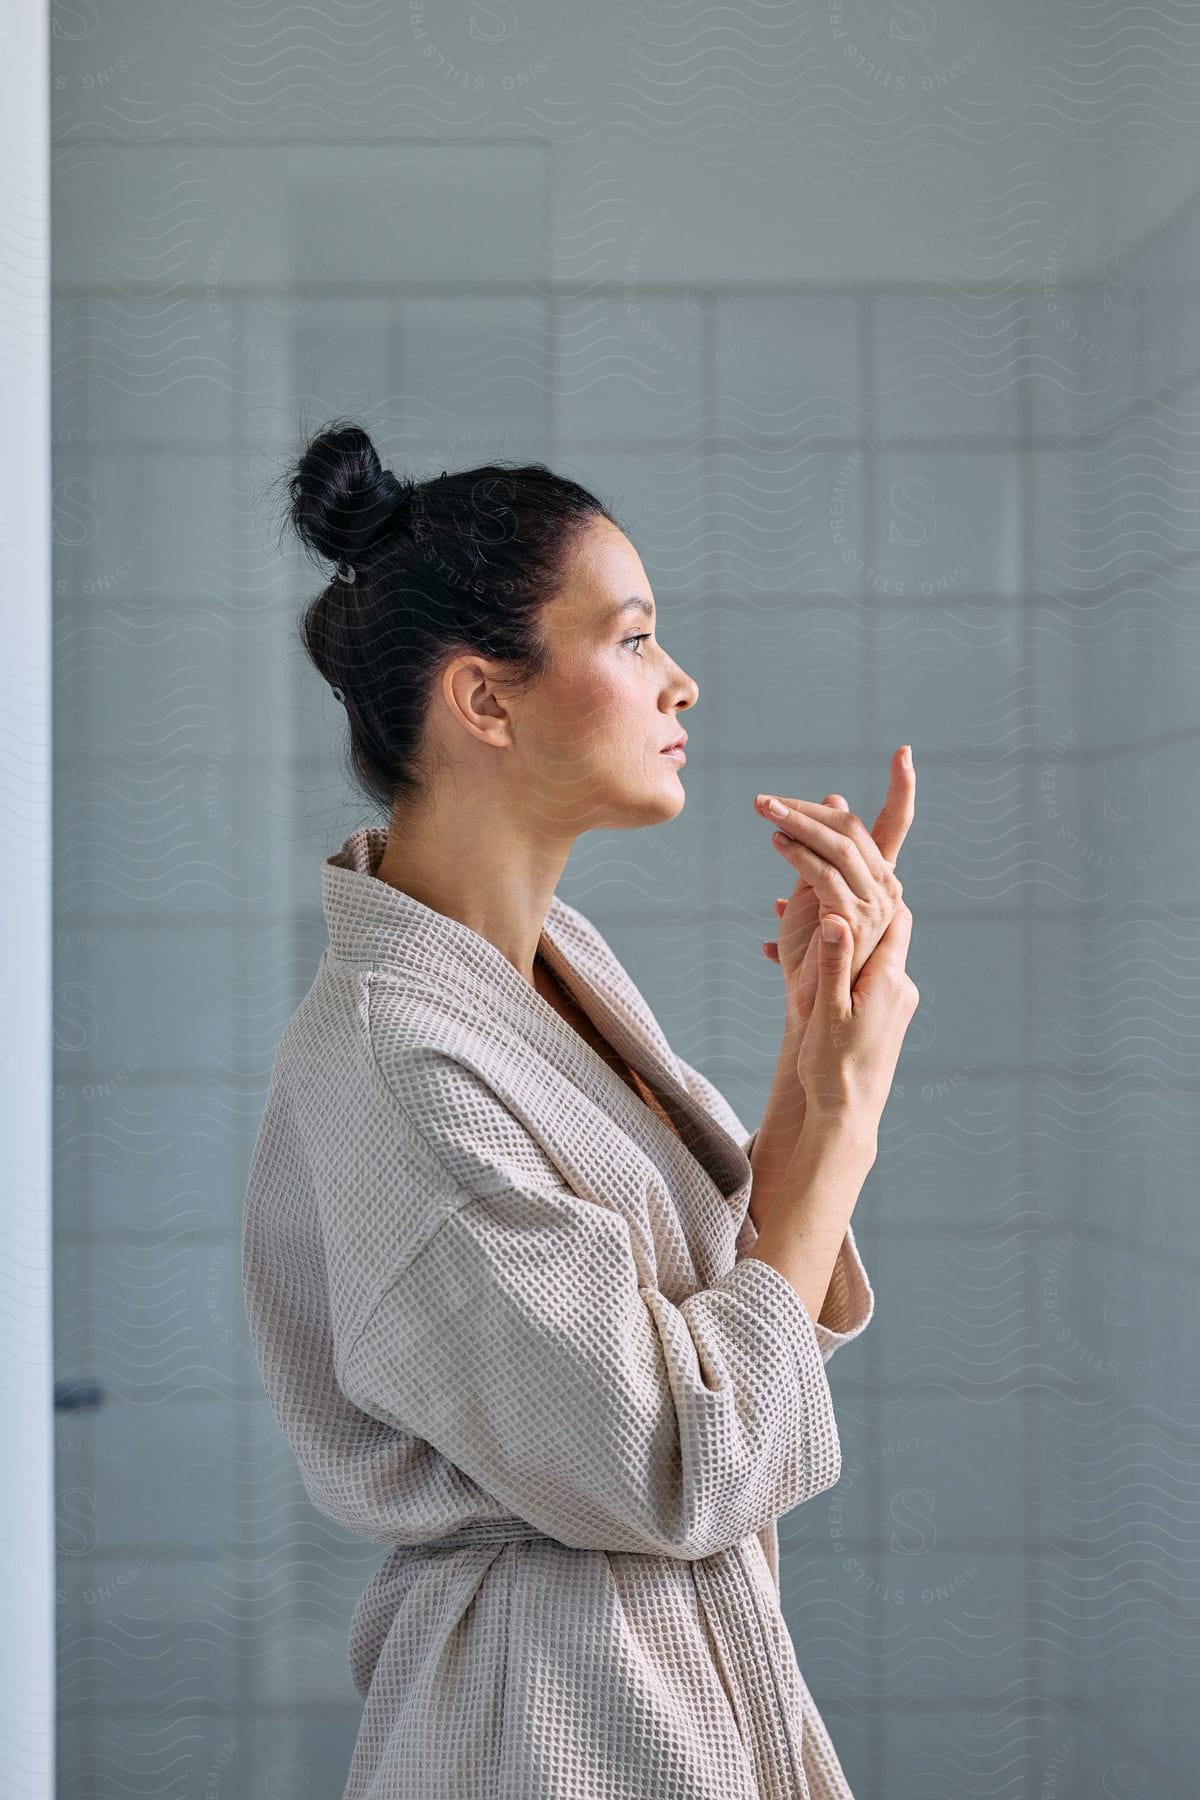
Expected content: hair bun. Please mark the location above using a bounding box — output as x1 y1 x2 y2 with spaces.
287 420 412 569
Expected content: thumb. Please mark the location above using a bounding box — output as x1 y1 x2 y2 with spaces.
818 914 852 1015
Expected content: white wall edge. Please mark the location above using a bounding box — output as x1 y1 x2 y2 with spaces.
0 0 54 1794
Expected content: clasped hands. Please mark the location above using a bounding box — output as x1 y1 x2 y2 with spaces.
756 745 917 1036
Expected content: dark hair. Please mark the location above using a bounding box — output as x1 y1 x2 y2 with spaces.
277 420 619 817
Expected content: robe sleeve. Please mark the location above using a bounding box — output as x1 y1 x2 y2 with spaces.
673 1052 876 1366
334 1049 855 1563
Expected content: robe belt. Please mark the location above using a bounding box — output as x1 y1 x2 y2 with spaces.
389 1518 551 1558
389 1520 770 1560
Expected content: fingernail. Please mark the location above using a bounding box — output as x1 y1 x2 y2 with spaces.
901 745 912 766
765 797 788 818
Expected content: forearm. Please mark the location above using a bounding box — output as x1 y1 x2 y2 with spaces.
743 1119 877 1328
746 1016 807 1234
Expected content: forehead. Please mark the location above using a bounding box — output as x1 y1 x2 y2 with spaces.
558 518 654 627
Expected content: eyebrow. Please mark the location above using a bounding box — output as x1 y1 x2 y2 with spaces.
603 597 656 624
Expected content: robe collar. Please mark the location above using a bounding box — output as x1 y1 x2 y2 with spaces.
321 826 751 1197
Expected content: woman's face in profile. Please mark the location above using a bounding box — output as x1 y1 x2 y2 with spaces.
526 515 701 834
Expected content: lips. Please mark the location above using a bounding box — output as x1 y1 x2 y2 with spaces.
661 732 688 752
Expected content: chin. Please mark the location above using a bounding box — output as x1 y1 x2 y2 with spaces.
605 785 683 832
648 770 687 816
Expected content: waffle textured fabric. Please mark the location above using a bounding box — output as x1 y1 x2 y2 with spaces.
242 825 876 1800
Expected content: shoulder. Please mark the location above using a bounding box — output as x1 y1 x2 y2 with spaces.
355 973 574 1212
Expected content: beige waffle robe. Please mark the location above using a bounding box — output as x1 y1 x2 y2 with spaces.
242 826 875 1799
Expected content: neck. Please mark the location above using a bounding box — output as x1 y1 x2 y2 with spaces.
374 810 570 988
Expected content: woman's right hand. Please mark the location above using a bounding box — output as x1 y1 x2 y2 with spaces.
796 903 919 1139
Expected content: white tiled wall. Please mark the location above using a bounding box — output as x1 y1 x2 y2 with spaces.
52 84 1198 1800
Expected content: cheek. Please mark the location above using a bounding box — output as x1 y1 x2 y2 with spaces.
539 667 630 755
586 685 649 771
605 681 651 745
576 667 636 731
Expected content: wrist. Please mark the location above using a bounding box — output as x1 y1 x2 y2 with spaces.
801 1108 878 1168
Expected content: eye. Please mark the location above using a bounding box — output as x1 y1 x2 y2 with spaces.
621 632 652 656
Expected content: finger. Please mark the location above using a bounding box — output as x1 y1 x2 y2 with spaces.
775 883 822 919
762 940 780 961
769 829 863 909
756 793 895 892
866 746 915 868
762 801 882 905
758 748 914 878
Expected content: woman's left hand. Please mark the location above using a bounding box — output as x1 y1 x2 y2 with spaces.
757 745 916 1034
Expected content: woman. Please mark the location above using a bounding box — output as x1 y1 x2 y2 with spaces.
241 422 919 1799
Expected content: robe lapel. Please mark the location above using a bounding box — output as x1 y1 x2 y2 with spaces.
535 910 752 1199
322 826 753 1246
